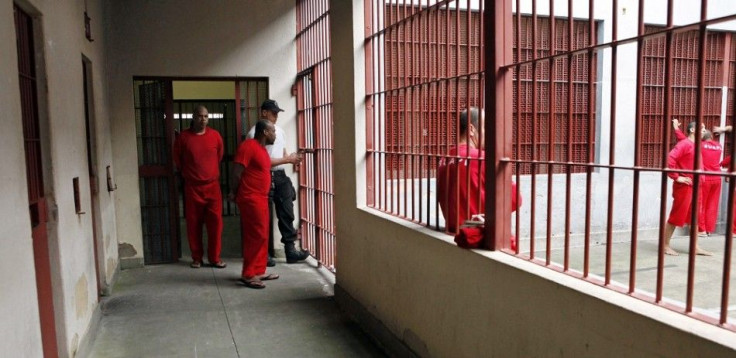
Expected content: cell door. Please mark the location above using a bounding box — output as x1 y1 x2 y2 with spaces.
15 4 59 357
296 69 336 271
135 79 180 264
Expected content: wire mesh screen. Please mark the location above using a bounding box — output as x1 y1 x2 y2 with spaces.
639 27 726 167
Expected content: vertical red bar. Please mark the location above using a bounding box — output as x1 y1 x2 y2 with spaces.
605 0 619 286
564 2 573 271
686 0 710 313
656 0 675 302
529 0 538 260
235 81 243 147
485 0 513 250
515 0 522 254
409 0 416 222
629 0 646 294
583 0 595 278
546 1 556 265
365 0 375 208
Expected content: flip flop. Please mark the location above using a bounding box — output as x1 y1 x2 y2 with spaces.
210 261 227 269
258 273 279 281
240 278 266 289
190 261 202 269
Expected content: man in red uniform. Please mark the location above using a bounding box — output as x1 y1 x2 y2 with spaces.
437 108 520 235
664 121 712 256
230 119 279 289
673 120 722 236
173 105 226 269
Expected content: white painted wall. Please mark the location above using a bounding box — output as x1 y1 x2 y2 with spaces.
1 0 119 356
0 2 43 356
334 0 736 356
106 0 298 266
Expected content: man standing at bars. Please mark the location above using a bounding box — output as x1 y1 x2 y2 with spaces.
664 121 712 256
673 119 722 236
173 105 227 269
247 99 310 264
231 119 279 289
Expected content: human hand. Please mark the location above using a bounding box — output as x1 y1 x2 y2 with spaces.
676 176 692 185
286 152 302 165
672 118 680 130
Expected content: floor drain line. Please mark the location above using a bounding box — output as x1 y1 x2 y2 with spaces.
212 269 241 358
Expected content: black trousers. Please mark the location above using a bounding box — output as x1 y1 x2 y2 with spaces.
269 170 298 245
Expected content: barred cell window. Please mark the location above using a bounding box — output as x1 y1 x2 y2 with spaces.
638 27 726 167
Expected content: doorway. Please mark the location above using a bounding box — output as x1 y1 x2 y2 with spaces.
15 4 59 357
134 78 268 263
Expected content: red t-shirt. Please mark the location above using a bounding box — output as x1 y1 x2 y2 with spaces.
173 128 223 184
674 129 721 181
437 145 520 232
667 138 696 181
701 140 722 181
437 144 485 232
233 139 271 202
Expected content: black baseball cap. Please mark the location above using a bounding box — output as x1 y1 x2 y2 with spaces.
261 99 284 113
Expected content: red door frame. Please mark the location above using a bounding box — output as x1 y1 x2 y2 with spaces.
15 4 60 357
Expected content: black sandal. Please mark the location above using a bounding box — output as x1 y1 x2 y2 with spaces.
240 278 265 289
210 261 227 269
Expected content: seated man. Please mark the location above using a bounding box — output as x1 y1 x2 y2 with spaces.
437 108 520 237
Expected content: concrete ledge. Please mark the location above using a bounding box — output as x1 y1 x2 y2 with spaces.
334 284 419 358
120 257 143 270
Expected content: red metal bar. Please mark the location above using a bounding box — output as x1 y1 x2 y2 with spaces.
564 0 573 271
530 0 538 260
629 0 646 294
365 0 375 208
515 0 522 254
656 0 676 303
545 0 556 266
582 0 595 278
686 0 710 313
605 0 619 286
485 0 513 250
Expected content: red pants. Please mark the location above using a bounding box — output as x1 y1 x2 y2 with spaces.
698 179 721 233
238 196 269 278
184 181 222 263
668 183 693 227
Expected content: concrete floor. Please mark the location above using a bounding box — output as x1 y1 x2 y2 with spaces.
84 258 386 358
525 231 736 321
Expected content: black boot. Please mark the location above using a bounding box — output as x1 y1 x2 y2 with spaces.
285 242 310 263
267 255 276 267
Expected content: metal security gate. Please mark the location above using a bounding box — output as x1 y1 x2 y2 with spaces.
296 0 336 271
135 79 180 264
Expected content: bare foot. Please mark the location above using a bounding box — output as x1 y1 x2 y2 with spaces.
665 246 679 256
696 247 713 256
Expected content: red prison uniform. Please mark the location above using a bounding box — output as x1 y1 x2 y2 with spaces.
233 139 271 279
720 156 735 230
173 127 224 264
667 138 698 227
675 129 722 232
437 144 521 233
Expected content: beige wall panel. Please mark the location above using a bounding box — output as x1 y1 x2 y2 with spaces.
0 2 44 357
107 0 297 265
173 81 236 100
2 0 118 356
